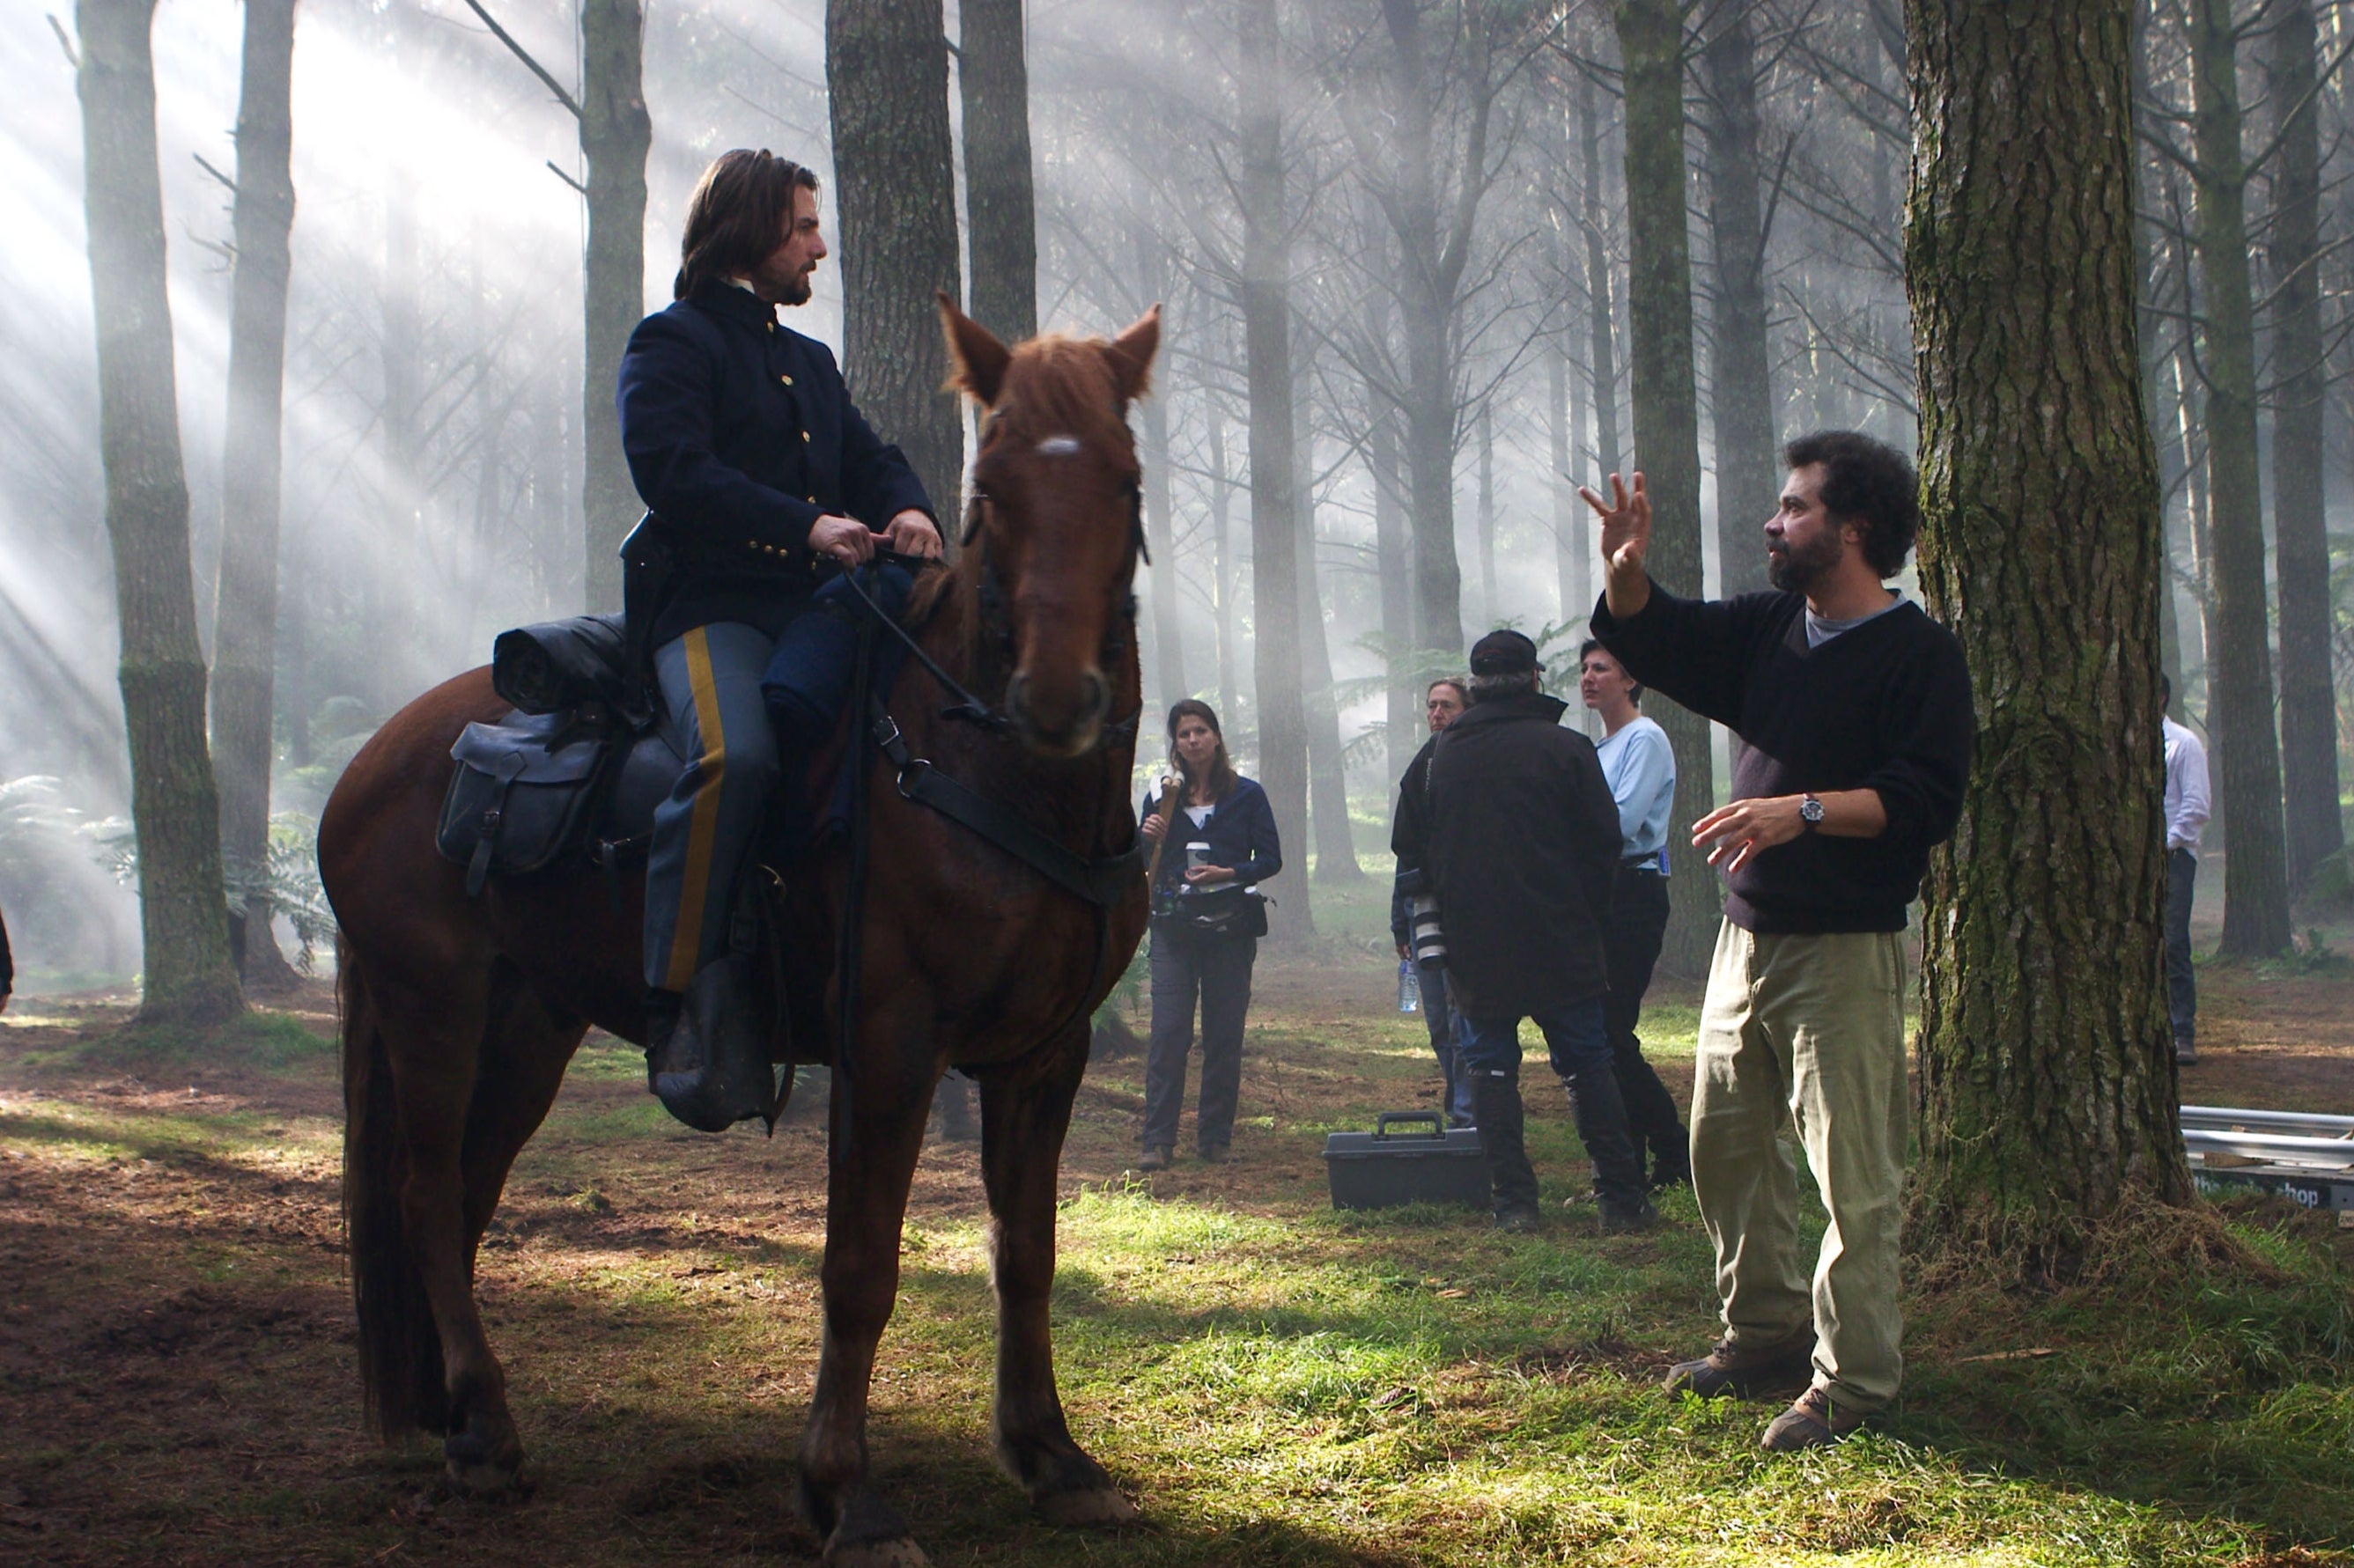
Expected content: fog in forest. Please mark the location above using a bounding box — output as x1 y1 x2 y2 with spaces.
3 0 2337 987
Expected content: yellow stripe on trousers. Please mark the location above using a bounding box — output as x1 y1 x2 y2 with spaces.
664 627 730 992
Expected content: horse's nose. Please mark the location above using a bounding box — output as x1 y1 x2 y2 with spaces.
1007 668 1110 756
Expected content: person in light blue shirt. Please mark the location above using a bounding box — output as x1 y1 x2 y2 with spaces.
1580 640 1690 1188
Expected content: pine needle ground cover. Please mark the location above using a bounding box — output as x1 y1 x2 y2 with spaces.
1 954 2348 1567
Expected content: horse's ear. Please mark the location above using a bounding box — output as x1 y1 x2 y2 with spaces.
1105 303 1162 405
939 292 1011 408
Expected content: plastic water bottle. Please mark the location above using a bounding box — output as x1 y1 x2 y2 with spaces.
1397 958 1421 1013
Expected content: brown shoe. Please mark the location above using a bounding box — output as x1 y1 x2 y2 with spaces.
1663 1328 1816 1400
1198 1142 1235 1165
1760 1385 1869 1451
1138 1145 1173 1172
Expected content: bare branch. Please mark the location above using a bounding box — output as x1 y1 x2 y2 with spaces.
459 0 583 121
545 160 587 195
46 12 77 69
192 152 236 193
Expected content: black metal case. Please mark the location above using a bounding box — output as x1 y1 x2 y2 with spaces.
1323 1112 1489 1211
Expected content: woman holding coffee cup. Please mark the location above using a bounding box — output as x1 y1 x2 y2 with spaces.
1135 700 1282 1170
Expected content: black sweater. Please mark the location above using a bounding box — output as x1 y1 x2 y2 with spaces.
1591 583 1973 934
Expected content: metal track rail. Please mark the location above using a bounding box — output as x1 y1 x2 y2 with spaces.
2181 1105 2354 1138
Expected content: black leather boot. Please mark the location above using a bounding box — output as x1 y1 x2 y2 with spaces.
1469 1071 1539 1229
649 953 778 1132
1561 1062 1654 1230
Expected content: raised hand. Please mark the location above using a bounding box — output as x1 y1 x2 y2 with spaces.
1576 471 1654 619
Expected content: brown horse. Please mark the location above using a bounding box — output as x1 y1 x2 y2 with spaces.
320 299 1159 1566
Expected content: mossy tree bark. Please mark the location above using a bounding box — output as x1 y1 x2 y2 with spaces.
2186 0 2291 953
1239 0 1311 934
75 0 243 1025
958 0 1037 346
1903 0 2190 1244
829 0 965 525
2265 0 2340 892
579 0 649 611
210 0 299 990
1612 0 1716 975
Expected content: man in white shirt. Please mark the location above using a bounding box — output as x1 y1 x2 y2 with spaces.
1579 640 1689 1187
2161 675 2211 1065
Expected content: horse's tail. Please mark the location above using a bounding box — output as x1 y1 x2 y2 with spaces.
339 935 449 1439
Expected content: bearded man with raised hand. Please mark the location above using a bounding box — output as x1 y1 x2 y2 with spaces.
1583 431 1973 1452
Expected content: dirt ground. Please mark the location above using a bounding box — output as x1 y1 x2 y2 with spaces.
1 948 2348 1565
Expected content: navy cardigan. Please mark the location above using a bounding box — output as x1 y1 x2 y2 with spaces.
1140 775 1282 918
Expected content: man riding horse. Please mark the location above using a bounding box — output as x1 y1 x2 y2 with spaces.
619 149 944 1130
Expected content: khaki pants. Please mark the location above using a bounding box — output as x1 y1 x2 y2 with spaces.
1692 921 1908 1411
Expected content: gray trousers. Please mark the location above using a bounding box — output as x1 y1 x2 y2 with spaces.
644 622 780 993
1142 924 1257 1152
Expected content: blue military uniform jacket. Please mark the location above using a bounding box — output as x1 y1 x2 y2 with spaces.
616 279 935 644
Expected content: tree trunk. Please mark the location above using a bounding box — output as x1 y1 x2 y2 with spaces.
75 0 243 1025
2129 2 2188 706
1372 399 1416 782
1238 0 1311 933
1551 322 1588 631
1904 0 2190 1246
1384 0 1465 659
579 0 650 612
210 0 299 992
1701 0 1777 599
1475 401 1498 628
1208 404 1239 725
2267 0 2340 891
2188 0 2291 953
1292 338 1361 883
1613 0 1716 976
1579 70 1623 485
829 0 964 526
1133 225 1184 710
958 0 1037 344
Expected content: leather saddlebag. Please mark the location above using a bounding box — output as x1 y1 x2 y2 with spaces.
435 710 611 896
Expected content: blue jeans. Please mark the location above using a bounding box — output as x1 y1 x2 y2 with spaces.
1419 961 1476 1124
1457 994 1646 1211
1457 995 1614 1079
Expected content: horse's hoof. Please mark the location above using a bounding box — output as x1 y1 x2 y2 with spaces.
819 1490 926 1567
1033 1484 1140 1527
443 1415 524 1497
443 1454 525 1498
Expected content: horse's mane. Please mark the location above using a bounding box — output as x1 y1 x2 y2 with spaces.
903 330 1142 640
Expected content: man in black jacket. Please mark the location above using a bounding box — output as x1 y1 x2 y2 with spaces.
617 149 941 1130
1583 431 1972 1452
1390 677 1472 1127
1403 630 1652 1233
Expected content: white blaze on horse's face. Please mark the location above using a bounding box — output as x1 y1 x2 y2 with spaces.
1036 436 1081 458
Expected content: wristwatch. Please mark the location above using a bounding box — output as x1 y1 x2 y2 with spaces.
1799 793 1825 832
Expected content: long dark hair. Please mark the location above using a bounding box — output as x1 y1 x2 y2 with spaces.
675 150 818 299
1167 699 1239 804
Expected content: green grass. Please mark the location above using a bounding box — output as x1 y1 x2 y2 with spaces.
5 980 2351 1567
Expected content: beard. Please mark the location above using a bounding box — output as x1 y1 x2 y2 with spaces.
751 249 813 306
1767 530 1841 594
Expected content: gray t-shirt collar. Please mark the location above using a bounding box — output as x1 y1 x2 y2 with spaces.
1805 589 1906 648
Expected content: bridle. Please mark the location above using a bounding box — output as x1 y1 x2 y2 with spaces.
838 446 1148 751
